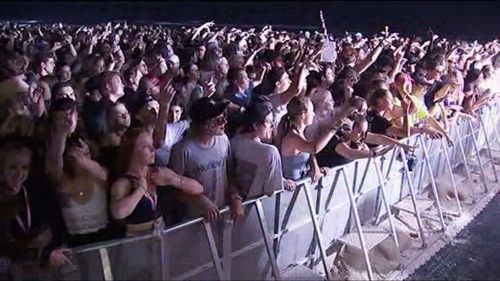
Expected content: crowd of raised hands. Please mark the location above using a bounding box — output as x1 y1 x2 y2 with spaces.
0 19 498 275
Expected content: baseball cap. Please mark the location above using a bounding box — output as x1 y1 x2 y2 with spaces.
190 97 229 123
241 101 272 126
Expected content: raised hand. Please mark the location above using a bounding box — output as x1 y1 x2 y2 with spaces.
202 76 216 98
158 77 176 106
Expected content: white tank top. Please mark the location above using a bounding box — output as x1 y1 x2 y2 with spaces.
61 182 109 235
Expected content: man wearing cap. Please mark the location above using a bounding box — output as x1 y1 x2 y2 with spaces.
166 54 181 77
168 97 243 222
230 100 284 199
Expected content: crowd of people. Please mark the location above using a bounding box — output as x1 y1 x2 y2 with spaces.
0 19 498 276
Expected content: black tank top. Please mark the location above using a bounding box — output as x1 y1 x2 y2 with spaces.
317 133 364 168
123 175 161 225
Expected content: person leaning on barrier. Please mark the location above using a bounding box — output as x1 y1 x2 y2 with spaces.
316 113 395 168
110 127 203 237
230 99 284 199
367 88 443 139
276 96 350 190
168 97 245 222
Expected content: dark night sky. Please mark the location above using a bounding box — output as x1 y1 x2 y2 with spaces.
0 1 498 40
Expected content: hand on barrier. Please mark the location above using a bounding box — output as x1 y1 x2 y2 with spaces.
230 199 244 222
49 248 73 268
200 196 220 222
283 179 296 191
421 126 443 139
398 143 417 153
372 144 395 157
308 164 323 184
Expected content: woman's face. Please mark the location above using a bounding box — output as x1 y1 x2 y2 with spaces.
132 132 156 166
301 100 315 126
323 68 335 86
94 59 105 74
137 60 148 76
216 59 229 76
110 103 131 129
378 91 394 111
168 105 183 123
188 64 200 81
1 148 31 196
346 121 368 142
111 34 120 46
276 72 292 94
109 75 125 97
341 47 357 64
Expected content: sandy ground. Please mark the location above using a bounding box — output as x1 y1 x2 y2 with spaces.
330 149 500 280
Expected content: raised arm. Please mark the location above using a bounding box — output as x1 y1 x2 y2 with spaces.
45 113 72 182
153 78 176 149
354 41 385 74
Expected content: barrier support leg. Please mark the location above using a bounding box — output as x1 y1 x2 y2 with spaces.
440 138 462 217
341 168 374 280
373 160 402 268
303 183 332 280
399 148 428 248
453 123 472 180
467 118 489 192
419 135 446 230
203 222 225 280
479 114 499 182
254 200 282 281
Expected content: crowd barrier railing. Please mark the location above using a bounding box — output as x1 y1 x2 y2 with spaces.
11 102 500 281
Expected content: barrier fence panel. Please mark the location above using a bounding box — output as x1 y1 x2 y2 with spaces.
230 195 277 280
37 104 500 281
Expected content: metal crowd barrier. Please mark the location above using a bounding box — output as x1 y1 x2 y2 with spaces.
19 102 500 281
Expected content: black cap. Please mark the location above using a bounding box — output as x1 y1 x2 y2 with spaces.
190 97 229 123
242 102 272 125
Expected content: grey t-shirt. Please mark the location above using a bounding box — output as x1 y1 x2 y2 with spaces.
230 134 284 198
169 134 231 208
